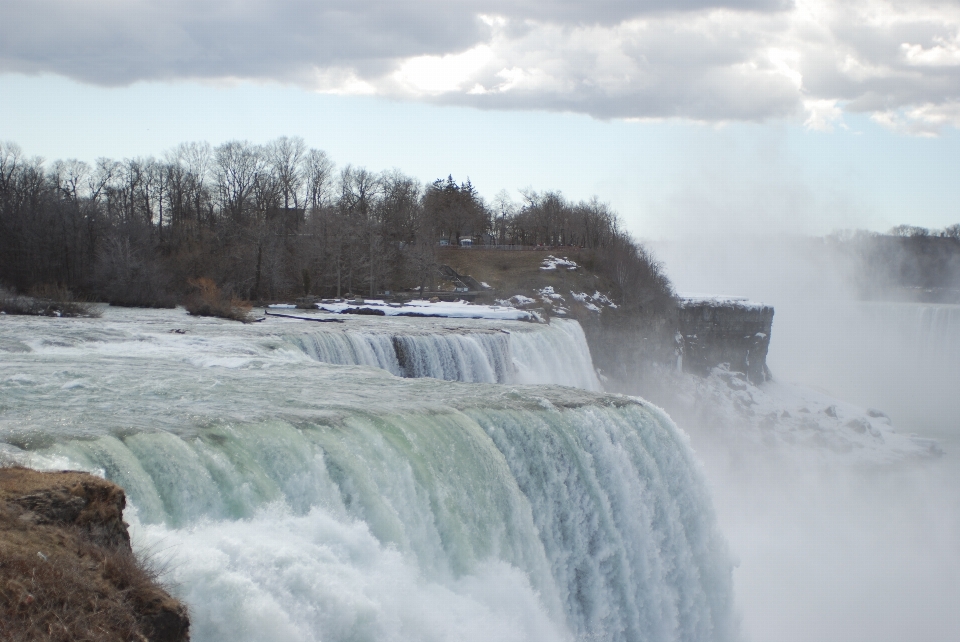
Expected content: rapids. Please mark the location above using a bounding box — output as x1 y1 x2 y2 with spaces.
0 308 736 642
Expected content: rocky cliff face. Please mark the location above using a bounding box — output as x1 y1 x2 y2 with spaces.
577 297 775 393
677 299 775 384
0 467 190 642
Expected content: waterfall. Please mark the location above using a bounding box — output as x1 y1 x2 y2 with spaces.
291 330 404 375
508 318 600 389
287 318 602 390
769 300 960 432
0 308 734 642
19 402 735 642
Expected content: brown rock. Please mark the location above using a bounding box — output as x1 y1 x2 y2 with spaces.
0 466 190 641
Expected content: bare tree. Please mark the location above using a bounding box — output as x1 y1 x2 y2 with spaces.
214 141 265 224
268 136 307 210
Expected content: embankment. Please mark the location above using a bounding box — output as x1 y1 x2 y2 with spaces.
0 467 189 642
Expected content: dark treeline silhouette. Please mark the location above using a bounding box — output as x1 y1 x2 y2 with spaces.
0 138 671 309
829 226 960 301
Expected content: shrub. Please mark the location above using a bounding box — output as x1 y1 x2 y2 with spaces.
184 277 253 322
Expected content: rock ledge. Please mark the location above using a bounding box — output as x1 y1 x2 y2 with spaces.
0 466 189 641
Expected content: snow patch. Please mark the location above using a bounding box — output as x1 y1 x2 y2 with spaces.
570 291 618 311
539 256 578 271
537 286 564 301
534 286 570 315
679 293 768 311
504 295 536 307
298 299 538 321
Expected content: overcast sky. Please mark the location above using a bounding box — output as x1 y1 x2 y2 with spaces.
2 0 959 238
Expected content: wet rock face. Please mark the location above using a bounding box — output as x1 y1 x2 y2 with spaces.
0 467 190 642
678 302 775 384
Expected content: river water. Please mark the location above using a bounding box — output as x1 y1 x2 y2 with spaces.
0 308 734 642
5 297 955 641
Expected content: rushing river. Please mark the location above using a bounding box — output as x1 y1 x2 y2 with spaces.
0 308 735 642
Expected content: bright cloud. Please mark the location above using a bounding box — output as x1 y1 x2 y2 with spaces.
392 46 496 95
804 98 844 131
902 34 960 67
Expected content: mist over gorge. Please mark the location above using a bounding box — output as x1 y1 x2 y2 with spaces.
651 231 960 642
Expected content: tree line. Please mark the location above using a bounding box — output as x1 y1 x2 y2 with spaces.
0 138 670 307
828 227 960 299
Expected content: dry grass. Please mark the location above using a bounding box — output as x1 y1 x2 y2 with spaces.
0 467 188 642
183 277 253 322
437 248 605 299
1 545 153 641
0 285 100 318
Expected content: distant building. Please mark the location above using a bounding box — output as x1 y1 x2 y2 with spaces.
459 238 473 247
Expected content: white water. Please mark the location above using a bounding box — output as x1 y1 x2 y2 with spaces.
0 308 732 642
288 315 601 390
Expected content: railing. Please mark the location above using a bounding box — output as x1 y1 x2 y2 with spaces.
440 244 583 252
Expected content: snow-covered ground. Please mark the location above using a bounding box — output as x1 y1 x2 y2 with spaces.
493 287 619 319
533 286 570 315
656 364 942 465
271 299 538 321
499 294 536 307
678 293 769 310
570 290 618 311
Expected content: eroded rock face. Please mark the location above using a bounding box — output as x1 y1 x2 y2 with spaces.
0 467 190 642
4 468 131 549
678 301 775 384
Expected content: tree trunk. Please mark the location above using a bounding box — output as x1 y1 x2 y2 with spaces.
254 244 262 302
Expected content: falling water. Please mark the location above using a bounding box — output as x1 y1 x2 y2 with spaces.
0 308 734 642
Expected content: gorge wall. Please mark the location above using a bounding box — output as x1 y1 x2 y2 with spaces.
677 298 775 384
578 297 775 392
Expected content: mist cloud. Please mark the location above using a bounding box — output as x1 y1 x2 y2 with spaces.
2 0 959 131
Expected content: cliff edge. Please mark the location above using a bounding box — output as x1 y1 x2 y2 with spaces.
0 467 189 641
678 297 775 384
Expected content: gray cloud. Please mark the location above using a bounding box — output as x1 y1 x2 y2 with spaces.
0 1 489 83
1 0 959 130
487 0 793 24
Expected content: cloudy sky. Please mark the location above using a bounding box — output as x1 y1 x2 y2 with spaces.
2 0 959 238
